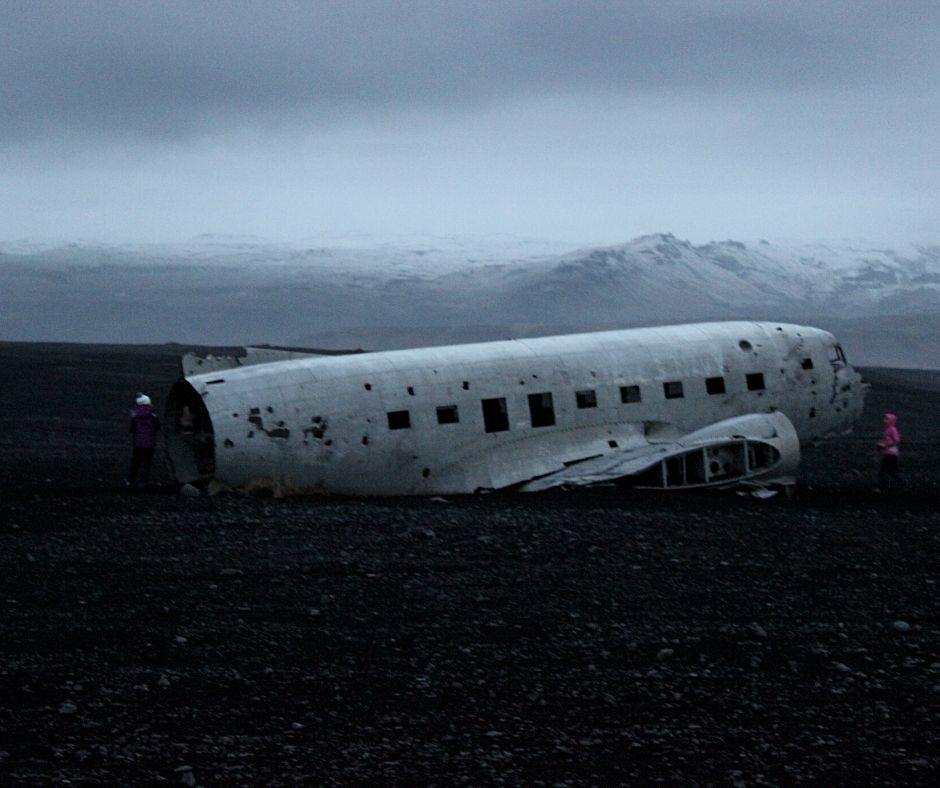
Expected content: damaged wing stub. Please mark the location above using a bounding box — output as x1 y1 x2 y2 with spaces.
181 346 330 377
164 321 865 496
518 412 800 493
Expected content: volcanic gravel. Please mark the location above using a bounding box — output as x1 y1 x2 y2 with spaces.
1 342 939 786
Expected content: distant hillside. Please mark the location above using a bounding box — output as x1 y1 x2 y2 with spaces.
1 234 938 367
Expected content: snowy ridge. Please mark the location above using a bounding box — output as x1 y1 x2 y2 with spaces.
1 233 939 366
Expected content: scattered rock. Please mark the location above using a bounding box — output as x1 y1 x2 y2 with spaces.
179 483 201 498
748 622 768 639
832 662 852 673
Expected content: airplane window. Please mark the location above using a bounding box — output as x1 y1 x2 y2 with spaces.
436 405 459 425
528 392 556 427
746 373 766 391
706 376 726 395
828 345 847 363
576 389 597 409
387 410 411 430
663 381 684 399
620 385 641 404
481 397 509 433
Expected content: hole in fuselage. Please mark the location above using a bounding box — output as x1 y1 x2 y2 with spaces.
165 380 216 483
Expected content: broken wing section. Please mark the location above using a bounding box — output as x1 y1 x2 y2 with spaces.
519 412 800 492
181 346 327 377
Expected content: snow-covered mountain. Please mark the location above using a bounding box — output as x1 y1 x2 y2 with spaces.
489 234 940 321
2 234 939 366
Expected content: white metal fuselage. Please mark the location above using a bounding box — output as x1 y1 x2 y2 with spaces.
166 322 866 495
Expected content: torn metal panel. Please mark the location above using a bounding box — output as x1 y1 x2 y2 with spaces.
181 346 334 377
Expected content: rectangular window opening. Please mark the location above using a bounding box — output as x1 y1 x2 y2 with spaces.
706 376 726 395
663 380 684 399
801 357 814 370
746 372 766 391
828 345 847 363
528 392 556 427
575 389 597 409
481 397 509 433
436 405 459 425
387 410 411 430
620 385 641 404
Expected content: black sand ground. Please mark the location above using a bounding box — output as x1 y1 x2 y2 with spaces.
1 342 939 786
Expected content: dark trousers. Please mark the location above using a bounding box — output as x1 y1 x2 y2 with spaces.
878 454 903 490
128 448 155 485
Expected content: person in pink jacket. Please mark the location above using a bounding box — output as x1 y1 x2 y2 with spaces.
876 412 903 492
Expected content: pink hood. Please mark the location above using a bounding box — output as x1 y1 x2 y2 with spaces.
880 413 900 455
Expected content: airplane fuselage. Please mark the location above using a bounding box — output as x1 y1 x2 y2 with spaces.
166 322 866 495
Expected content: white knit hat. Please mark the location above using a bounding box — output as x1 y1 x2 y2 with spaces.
136 394 152 406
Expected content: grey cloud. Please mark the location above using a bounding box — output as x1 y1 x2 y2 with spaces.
2 1 938 142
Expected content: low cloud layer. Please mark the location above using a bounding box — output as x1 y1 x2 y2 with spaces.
2 1 939 244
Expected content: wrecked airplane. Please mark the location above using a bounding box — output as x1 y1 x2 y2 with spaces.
164 322 866 495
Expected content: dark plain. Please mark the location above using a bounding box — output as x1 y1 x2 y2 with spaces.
1 341 939 786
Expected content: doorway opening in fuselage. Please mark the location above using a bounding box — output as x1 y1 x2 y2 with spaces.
165 380 215 483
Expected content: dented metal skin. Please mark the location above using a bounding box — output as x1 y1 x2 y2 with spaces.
165 322 866 495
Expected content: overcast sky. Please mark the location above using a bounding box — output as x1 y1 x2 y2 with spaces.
2 1 938 246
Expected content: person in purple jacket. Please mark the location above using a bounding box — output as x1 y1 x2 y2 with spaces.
127 393 160 486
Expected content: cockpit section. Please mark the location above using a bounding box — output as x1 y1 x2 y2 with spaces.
165 380 215 483
828 342 848 367
822 338 867 433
